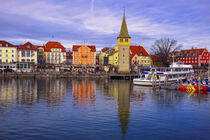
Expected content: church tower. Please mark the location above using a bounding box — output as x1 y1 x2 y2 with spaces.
118 11 131 73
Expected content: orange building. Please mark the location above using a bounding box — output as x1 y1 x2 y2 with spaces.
72 45 96 71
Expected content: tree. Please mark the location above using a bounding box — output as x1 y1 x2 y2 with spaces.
151 38 182 67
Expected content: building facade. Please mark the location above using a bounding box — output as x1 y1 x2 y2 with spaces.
17 42 38 64
66 50 73 64
118 13 131 73
175 48 209 67
0 40 17 63
72 45 96 71
37 46 46 66
45 41 66 64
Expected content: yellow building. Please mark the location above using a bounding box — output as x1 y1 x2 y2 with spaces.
0 40 17 63
37 46 46 65
17 42 38 64
130 45 152 67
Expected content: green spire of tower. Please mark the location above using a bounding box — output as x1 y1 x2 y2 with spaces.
118 10 130 38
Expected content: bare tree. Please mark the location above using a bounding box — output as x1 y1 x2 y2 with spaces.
151 38 182 67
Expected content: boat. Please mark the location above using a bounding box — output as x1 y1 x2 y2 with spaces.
133 62 194 86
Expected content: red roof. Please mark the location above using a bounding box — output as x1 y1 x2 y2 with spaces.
72 45 96 52
101 48 109 52
45 41 66 52
18 42 37 50
130 46 150 59
178 48 207 57
0 40 16 47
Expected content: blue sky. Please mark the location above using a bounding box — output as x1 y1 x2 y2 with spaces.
0 0 210 51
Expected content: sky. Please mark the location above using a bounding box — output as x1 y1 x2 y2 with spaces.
0 0 210 52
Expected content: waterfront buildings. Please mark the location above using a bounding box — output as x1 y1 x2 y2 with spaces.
17 42 38 64
45 41 66 64
37 45 46 66
66 50 73 64
0 40 17 63
130 45 152 67
174 48 209 67
72 45 96 71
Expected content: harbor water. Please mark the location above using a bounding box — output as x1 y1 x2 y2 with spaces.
0 78 210 140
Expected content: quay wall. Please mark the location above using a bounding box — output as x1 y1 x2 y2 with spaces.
0 72 109 79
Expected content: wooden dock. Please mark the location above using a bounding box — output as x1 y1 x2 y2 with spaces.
109 74 139 80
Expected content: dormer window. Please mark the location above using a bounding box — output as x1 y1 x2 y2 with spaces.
139 52 143 56
27 44 30 48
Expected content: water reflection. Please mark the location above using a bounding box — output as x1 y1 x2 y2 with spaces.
72 79 96 107
99 80 131 136
117 81 130 136
0 78 38 105
39 78 67 105
0 78 209 139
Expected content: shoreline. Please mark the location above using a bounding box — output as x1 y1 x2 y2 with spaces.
0 72 109 79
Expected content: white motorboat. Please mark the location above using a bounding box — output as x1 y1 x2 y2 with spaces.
133 62 194 86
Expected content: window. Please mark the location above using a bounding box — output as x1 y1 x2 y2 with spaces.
27 44 30 48
0 54 1 57
92 53 94 56
6 50 8 53
6 54 8 57
0 44 2 47
135 57 137 60
12 55 14 57
79 57 80 60
6 59 8 63
6 44 8 47
116 57 117 59
31 59 34 62
75 52 77 55
0 59 2 63
27 59 30 62
22 59 25 62
12 50 14 53
125 39 128 42
0 49 1 52
75 61 77 64
22 50 25 57
120 39 123 42
27 50 30 57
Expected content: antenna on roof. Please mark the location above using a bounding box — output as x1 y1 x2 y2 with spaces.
52 34 55 41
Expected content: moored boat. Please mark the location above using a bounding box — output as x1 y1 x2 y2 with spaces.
133 62 194 86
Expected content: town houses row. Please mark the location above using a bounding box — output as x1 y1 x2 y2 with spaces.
0 13 209 72
0 39 209 73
